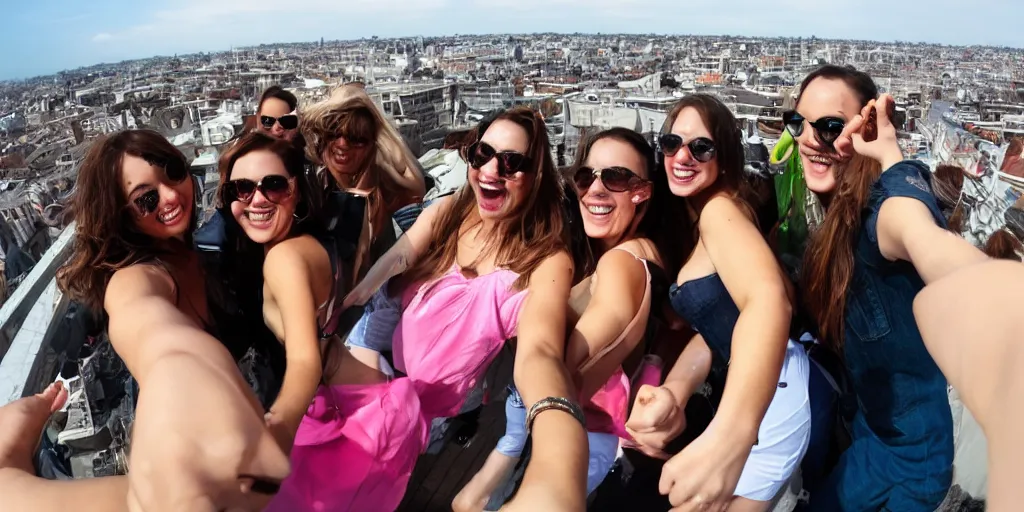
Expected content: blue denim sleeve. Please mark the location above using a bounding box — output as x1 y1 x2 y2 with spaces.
865 160 947 247
393 202 425 234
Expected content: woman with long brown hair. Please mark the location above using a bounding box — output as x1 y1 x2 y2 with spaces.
626 94 810 512
790 64 991 511
50 130 288 511
281 107 588 509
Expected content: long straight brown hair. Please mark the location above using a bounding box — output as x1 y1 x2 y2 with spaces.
398 107 566 290
798 65 881 350
57 129 196 312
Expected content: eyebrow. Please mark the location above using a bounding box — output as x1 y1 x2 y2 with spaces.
128 182 152 197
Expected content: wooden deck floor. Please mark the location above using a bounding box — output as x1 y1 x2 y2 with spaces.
397 345 515 512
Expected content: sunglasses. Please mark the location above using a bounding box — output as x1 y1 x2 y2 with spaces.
782 111 845 146
129 161 189 217
260 114 298 130
221 175 294 205
658 135 717 163
466 141 532 178
573 166 648 193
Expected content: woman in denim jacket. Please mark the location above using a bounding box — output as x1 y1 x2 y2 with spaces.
789 64 991 511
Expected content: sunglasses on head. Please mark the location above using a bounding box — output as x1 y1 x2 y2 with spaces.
221 175 293 205
129 161 189 217
782 111 845 146
260 114 298 130
573 166 648 193
466 141 532 178
658 135 717 163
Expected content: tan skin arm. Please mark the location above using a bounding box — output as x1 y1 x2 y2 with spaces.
503 251 588 512
699 196 790 439
876 196 990 283
343 195 453 308
662 333 713 409
0 469 129 512
262 242 326 452
913 260 1024 512
105 266 289 512
565 249 650 399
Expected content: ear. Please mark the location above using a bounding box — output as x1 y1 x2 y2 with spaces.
631 182 653 205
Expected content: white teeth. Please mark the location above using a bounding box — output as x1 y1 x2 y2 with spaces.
248 211 273 222
158 207 182 223
673 168 695 179
809 156 832 165
479 182 503 191
587 205 613 215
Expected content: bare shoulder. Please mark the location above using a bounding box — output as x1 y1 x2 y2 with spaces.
699 195 756 232
105 264 175 309
528 250 574 287
264 235 328 276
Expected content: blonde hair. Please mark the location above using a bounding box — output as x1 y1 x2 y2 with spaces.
301 84 421 230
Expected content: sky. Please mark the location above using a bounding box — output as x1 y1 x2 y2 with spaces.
2 0 1022 81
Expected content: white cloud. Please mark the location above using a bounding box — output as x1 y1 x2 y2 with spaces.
92 33 113 42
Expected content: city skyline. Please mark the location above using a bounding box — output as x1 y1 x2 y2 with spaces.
3 0 1023 81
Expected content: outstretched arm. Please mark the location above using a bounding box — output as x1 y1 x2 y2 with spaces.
504 251 588 511
343 195 452 308
104 266 288 512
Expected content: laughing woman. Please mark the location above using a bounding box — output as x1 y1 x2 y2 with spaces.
790 64 991 511
337 107 590 510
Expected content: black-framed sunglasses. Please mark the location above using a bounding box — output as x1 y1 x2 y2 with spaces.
782 111 845 146
128 161 189 217
221 175 294 205
260 114 298 130
573 166 649 193
466 141 532 178
658 134 717 163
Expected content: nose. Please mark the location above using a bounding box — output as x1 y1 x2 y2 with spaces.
157 182 181 209
585 171 610 195
478 157 501 180
271 123 285 136
250 187 273 206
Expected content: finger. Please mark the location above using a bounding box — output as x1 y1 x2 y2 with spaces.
876 94 895 129
51 384 69 413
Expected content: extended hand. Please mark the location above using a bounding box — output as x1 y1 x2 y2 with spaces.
835 94 904 170
126 358 289 512
0 382 68 472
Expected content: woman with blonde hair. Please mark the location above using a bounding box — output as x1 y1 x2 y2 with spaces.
301 84 426 276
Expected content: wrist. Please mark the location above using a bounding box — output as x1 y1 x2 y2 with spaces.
880 149 905 172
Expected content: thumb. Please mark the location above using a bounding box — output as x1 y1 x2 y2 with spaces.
24 382 66 431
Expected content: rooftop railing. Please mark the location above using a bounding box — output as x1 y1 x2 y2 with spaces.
0 222 74 406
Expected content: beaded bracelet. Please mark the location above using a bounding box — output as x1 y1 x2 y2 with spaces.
526 396 586 433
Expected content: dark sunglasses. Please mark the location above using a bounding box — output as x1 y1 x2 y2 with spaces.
782 111 845 146
129 161 189 217
466 141 532 178
221 175 293 205
658 135 717 163
260 114 298 130
573 166 648 193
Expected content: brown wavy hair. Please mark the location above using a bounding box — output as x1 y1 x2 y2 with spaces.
57 130 195 312
397 107 567 291
798 65 881 350
301 85 421 236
